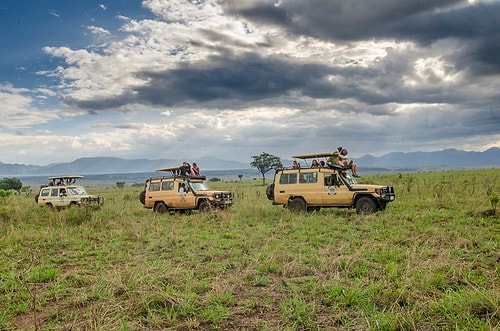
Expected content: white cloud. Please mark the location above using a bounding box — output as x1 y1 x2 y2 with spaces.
0 85 60 129
1 0 499 166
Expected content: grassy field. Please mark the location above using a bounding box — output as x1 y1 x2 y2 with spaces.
1 169 499 330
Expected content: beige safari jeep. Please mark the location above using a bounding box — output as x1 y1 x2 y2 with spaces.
35 175 104 209
266 152 395 214
139 167 234 213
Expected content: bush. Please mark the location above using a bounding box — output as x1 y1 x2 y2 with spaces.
0 177 22 191
0 189 12 197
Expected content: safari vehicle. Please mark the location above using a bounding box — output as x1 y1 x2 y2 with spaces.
266 152 395 214
139 167 234 213
35 175 104 209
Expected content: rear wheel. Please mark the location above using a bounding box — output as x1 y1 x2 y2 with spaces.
355 196 377 214
287 197 307 212
154 202 168 214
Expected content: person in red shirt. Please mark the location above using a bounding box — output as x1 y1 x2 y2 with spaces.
191 162 200 176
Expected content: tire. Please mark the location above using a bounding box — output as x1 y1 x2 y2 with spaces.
287 197 307 212
139 190 146 204
266 184 275 200
154 202 168 214
35 193 39 203
199 201 211 212
355 196 377 214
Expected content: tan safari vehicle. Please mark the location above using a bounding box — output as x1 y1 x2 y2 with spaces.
266 152 395 214
139 167 234 213
35 175 104 209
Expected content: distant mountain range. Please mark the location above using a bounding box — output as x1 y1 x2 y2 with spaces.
0 156 250 176
0 148 498 176
355 147 500 172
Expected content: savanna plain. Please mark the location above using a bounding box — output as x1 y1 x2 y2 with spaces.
1 169 499 330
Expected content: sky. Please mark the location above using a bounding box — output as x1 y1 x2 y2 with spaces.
1 0 499 166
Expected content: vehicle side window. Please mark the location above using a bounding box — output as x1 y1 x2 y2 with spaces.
299 172 317 184
51 188 59 197
325 174 340 186
279 173 297 184
40 189 50 197
162 181 174 190
149 182 160 191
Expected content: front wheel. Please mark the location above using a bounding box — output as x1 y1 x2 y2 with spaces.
199 201 211 212
287 197 307 212
154 202 168 214
355 196 377 214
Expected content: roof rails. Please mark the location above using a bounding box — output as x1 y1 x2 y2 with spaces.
47 175 84 180
292 152 338 159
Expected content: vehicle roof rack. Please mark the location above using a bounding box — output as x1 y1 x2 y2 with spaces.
47 175 84 180
292 152 338 159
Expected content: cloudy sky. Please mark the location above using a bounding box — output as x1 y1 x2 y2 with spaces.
1 0 499 166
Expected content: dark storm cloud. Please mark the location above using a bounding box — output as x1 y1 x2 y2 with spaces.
130 55 343 107
60 51 480 113
60 0 498 120
83 54 407 111
223 0 500 74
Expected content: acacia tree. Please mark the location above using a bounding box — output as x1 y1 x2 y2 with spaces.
251 152 283 185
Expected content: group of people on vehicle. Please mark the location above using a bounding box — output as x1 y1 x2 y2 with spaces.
48 178 76 186
328 147 360 177
177 161 201 176
292 147 360 177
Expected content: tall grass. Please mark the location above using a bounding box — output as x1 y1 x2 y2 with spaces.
0 169 499 330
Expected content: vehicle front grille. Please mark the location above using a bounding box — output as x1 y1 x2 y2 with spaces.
214 192 234 204
380 186 396 201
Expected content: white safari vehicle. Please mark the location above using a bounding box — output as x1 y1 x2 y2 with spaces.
266 152 396 214
35 175 104 209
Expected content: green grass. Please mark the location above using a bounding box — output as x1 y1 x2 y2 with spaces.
0 169 499 330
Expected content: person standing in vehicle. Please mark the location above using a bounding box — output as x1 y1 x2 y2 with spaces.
178 161 191 176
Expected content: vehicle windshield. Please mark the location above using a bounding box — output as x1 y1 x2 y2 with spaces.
341 172 358 186
66 187 87 195
189 182 210 191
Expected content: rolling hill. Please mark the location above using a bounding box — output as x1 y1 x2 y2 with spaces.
1 148 498 176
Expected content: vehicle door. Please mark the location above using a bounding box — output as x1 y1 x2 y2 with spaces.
145 181 161 208
50 187 67 207
38 187 51 205
322 173 352 206
173 180 196 208
274 171 298 205
297 170 322 205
